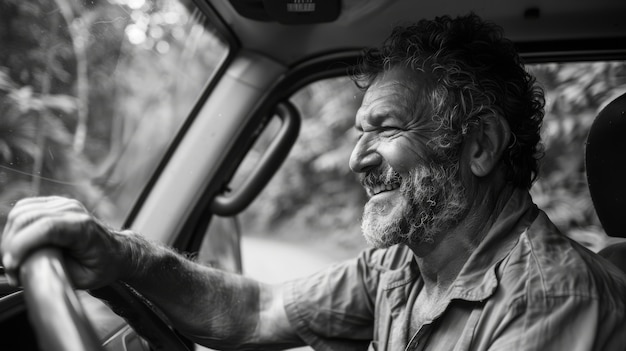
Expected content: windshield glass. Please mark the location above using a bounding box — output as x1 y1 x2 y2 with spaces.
0 0 228 229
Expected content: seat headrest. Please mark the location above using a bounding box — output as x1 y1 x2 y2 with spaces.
586 92 626 238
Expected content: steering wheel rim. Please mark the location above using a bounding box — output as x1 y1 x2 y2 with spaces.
20 248 190 351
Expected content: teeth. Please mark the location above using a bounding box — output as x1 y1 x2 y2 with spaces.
370 183 399 196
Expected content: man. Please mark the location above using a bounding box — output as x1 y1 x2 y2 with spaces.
2 14 626 350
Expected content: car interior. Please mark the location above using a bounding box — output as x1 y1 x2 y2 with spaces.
0 0 625 350
588 92 626 271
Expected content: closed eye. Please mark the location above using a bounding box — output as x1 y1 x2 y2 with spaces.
378 126 403 136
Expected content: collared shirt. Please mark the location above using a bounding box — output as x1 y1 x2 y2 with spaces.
283 190 626 350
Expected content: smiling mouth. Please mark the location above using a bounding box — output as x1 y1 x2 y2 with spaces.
361 168 403 197
369 183 401 196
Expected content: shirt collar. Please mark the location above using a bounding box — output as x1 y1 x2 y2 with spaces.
447 188 539 302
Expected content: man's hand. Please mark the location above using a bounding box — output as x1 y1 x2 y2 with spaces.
1 196 127 289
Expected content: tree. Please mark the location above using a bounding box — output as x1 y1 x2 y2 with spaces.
241 62 626 253
0 0 226 227
529 62 626 250
0 0 103 226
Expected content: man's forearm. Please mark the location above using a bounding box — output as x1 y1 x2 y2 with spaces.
0 197 298 348
116 230 268 348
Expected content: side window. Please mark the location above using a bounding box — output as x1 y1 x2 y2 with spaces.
240 78 369 281
0 0 229 230
529 61 626 252
199 60 626 281
198 77 367 280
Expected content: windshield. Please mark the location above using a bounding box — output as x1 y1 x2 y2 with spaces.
0 0 228 229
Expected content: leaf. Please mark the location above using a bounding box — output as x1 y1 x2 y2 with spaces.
40 94 78 113
0 70 17 91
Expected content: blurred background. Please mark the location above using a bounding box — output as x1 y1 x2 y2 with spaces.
1 0 626 283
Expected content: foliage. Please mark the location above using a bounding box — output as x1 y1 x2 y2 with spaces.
238 78 368 250
1 0 625 254
0 0 105 226
0 0 225 227
242 62 626 253
529 62 626 251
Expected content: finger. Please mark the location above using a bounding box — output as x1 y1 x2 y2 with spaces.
1 197 90 287
3 197 54 235
2 197 43 240
3 197 85 242
2 211 92 285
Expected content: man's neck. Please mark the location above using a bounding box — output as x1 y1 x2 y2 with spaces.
410 183 516 298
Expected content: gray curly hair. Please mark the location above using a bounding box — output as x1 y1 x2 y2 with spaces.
352 13 545 189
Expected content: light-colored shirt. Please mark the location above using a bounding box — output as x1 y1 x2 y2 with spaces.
283 190 626 350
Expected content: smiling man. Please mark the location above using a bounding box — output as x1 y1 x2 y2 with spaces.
353 66 471 250
2 13 626 351
279 16 626 350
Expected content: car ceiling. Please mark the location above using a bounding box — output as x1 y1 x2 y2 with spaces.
204 0 626 65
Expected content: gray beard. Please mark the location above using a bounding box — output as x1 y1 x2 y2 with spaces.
361 163 469 249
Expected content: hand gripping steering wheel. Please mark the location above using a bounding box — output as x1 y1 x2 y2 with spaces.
20 248 191 351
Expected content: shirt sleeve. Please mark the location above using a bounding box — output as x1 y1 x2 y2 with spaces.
283 249 382 351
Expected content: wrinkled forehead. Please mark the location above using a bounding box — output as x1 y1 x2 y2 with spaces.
356 67 433 124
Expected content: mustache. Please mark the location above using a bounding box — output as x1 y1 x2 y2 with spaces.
360 166 402 189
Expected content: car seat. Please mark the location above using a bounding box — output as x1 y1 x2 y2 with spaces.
586 92 626 272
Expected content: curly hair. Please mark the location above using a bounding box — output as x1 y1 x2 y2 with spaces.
352 13 545 189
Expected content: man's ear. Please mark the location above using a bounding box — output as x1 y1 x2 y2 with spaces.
466 115 511 177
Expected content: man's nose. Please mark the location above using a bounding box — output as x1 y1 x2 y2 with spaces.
349 137 382 173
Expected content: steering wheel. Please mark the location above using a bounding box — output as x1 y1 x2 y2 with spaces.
20 248 191 351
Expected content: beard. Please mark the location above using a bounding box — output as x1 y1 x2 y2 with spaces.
360 161 469 249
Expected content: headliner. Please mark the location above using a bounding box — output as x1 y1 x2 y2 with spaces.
205 0 626 65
